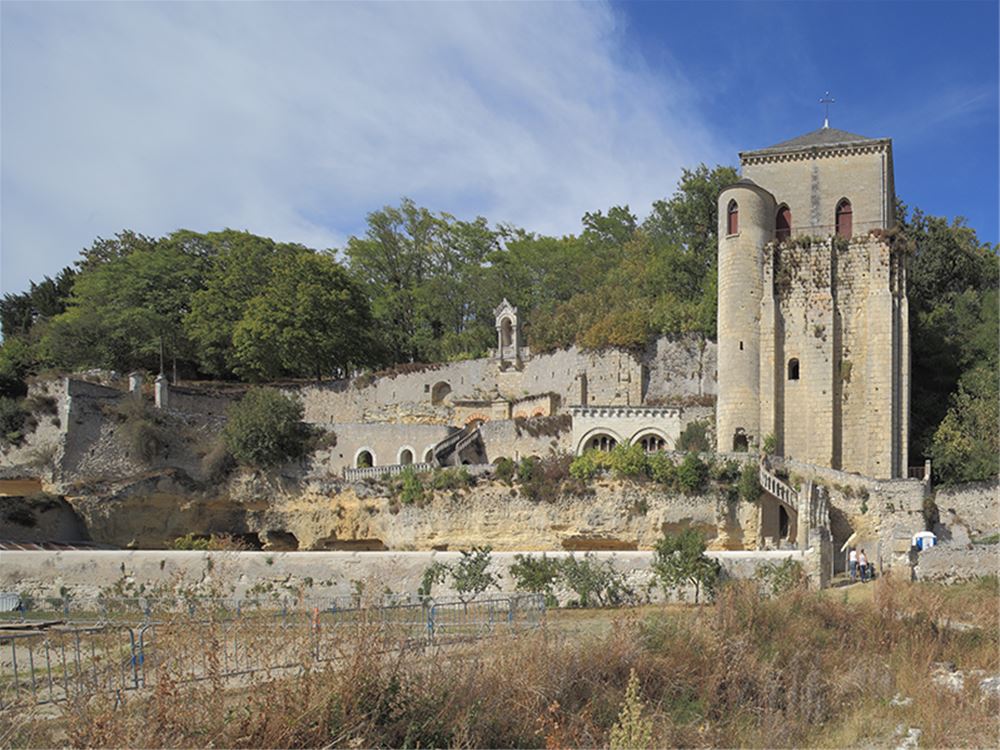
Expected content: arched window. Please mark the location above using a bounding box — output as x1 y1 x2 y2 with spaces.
588 434 618 452
398 448 414 465
787 358 800 381
835 199 853 238
356 450 374 468
430 381 452 405
500 318 513 347
727 200 739 235
638 434 665 452
776 206 791 241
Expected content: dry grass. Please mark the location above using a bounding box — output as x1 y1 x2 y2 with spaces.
2 577 997 749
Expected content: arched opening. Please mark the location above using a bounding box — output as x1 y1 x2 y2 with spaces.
727 199 739 235
587 434 618 452
500 317 513 347
779 505 790 539
423 447 435 463
430 381 452 405
787 358 800 381
356 450 374 468
636 433 666 452
776 205 791 242
398 448 414 465
732 428 749 452
835 198 853 238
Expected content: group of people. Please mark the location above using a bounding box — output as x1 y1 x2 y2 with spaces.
848 547 872 583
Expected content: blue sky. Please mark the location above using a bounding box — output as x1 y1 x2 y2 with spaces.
2 1 996 296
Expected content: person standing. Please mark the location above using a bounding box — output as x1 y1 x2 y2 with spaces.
849 548 858 583
858 549 869 583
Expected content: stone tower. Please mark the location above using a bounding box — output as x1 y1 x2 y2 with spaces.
716 127 909 479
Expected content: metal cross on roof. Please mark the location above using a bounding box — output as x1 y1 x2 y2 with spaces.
820 91 835 128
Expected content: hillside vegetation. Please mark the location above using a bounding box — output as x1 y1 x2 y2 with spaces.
1 169 996 481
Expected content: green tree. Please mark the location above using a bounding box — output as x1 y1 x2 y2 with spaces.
232 253 377 380
676 453 709 494
929 366 999 484
222 388 307 468
185 231 309 377
39 234 203 375
903 205 998 466
652 528 721 604
450 546 501 604
509 554 561 604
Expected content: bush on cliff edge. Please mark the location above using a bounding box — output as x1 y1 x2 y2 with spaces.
223 387 307 468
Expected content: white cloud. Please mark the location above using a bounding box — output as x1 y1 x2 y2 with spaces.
1 1 730 294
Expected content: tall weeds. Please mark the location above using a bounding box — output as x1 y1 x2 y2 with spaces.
4 577 996 748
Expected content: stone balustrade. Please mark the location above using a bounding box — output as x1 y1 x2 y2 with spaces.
343 463 435 481
759 463 799 512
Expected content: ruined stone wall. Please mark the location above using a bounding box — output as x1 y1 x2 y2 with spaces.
762 236 905 478
914 545 1000 584
477 417 573 461
293 337 715 428
932 481 1000 541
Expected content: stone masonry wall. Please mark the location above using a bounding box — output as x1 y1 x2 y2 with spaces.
3 548 810 608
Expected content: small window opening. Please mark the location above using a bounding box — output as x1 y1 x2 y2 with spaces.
732 428 749 452
356 450 374 468
835 198 853 239
788 358 800 380
639 435 665 452
739 341 744 351
727 200 739 235
779 505 790 539
399 449 413 465
776 206 791 241
588 434 617 452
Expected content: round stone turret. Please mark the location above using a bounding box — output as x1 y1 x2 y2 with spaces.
716 179 775 452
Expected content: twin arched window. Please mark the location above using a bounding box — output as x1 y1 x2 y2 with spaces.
727 200 739 235
835 199 853 238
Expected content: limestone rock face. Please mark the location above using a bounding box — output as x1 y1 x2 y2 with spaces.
52 469 750 552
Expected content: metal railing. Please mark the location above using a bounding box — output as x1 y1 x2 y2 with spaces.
0 594 544 710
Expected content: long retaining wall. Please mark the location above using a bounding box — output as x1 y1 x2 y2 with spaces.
2 549 809 607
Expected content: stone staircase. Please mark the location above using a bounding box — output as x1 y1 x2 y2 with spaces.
432 423 483 466
758 460 831 544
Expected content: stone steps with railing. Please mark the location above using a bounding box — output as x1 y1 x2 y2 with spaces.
758 463 800 512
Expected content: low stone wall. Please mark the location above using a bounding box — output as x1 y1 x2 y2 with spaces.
1 548 806 608
913 544 1000 584
933 481 1000 540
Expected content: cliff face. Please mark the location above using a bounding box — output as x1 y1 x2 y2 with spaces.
4 468 756 552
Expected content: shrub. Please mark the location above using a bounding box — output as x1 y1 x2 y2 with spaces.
676 453 708 495
223 388 307 468
451 546 501 603
762 432 777 455
516 456 538 484
651 528 720 604
559 553 634 607
737 461 760 503
494 457 515 484
398 468 428 505
647 452 677 486
610 669 654 750
509 554 561 604
517 454 574 503
608 443 649 479
754 558 806 596
676 420 710 453
430 467 472 491
0 396 28 445
116 399 167 464
569 451 605 480
709 458 741 483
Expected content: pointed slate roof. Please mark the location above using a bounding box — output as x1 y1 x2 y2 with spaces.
740 127 889 160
